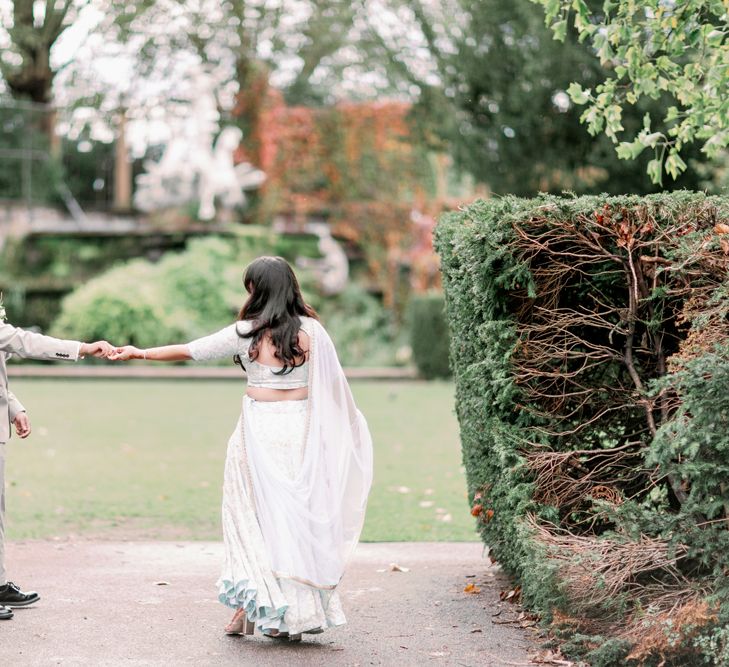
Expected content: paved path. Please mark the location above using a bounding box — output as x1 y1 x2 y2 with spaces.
3 541 539 666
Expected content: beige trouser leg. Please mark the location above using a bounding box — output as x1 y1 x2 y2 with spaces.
0 442 5 585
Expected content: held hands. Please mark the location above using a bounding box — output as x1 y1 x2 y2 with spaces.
13 412 31 438
86 343 187 362
79 340 115 359
108 345 143 361
77 341 144 361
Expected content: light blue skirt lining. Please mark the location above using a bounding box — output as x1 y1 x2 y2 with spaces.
218 577 343 634
218 577 290 633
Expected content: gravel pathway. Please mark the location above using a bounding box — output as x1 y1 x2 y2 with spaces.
3 540 539 666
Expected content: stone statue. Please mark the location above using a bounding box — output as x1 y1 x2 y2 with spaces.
134 71 265 219
291 222 349 296
197 127 265 221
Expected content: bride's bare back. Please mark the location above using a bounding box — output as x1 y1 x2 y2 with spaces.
246 330 310 402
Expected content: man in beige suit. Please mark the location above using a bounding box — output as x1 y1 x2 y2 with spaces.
0 316 112 620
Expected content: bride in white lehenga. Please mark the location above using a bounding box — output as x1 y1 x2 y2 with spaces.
110 256 373 640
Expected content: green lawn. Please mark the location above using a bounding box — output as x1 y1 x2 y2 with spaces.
4 379 478 542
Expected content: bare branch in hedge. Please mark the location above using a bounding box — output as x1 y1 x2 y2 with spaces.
528 514 694 624
526 445 645 510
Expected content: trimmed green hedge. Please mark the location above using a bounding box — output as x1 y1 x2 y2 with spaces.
435 192 729 666
407 292 451 379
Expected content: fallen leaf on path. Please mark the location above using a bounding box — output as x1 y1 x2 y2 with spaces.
500 586 521 603
154 581 170 586
464 583 481 594
529 648 575 665
483 653 545 666
493 610 540 629
389 563 410 572
470 628 483 633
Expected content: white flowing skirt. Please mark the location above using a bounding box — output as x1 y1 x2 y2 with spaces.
216 397 346 635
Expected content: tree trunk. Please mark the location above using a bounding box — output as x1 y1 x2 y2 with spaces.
3 0 75 106
113 108 132 212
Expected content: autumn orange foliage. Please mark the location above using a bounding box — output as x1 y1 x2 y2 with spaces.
233 87 465 303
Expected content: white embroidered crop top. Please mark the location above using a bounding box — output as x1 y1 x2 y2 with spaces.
187 318 311 389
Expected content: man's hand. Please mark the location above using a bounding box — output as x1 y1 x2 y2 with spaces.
108 345 142 361
13 412 31 438
80 341 114 359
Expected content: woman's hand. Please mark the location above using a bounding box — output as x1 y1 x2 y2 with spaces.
108 345 143 361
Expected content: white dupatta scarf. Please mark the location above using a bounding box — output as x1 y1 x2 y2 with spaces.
242 318 373 589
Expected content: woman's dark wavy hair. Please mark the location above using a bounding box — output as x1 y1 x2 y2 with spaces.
234 256 318 374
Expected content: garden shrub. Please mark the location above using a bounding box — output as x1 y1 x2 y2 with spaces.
51 236 266 348
435 192 729 665
51 234 404 366
312 283 404 367
0 234 172 330
407 292 451 379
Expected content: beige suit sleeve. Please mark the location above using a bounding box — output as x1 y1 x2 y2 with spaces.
7 390 26 421
0 320 80 361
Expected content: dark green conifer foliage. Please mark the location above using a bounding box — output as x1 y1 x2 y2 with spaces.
435 192 729 664
407 292 451 379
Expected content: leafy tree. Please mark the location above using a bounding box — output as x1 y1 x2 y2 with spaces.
367 0 707 195
532 0 729 185
44 0 386 168
78 1 370 126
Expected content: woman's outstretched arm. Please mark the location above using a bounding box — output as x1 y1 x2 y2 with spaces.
109 344 191 362
110 323 243 363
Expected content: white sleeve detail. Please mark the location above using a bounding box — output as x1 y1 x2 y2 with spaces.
187 324 244 362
